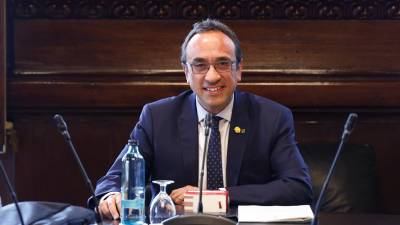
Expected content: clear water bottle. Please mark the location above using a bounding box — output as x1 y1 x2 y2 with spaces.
121 139 146 225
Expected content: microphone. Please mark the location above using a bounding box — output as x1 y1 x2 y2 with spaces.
0 160 25 225
198 113 212 213
53 114 103 224
162 114 235 225
53 114 71 140
311 113 358 225
341 113 358 141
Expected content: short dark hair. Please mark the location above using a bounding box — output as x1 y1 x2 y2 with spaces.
180 19 242 64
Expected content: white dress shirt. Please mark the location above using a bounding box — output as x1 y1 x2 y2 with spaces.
196 95 234 190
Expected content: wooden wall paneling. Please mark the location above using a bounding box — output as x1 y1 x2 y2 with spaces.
7 19 400 213
13 20 189 74
9 20 400 108
11 113 139 206
12 20 400 76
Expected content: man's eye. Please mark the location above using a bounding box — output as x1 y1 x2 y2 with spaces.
217 61 230 67
193 63 208 69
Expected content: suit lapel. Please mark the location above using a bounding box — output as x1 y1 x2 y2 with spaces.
178 93 199 186
227 92 250 187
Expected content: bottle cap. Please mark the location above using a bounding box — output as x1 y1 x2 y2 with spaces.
128 139 138 145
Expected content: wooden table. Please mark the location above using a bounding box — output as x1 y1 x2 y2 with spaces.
103 212 400 225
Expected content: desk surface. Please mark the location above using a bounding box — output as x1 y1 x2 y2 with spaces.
316 213 400 225
237 213 400 225
101 205 400 225
103 213 400 225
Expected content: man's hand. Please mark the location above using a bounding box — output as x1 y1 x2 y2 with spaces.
99 193 121 220
170 185 199 205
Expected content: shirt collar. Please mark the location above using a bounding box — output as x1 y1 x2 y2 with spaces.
196 95 234 123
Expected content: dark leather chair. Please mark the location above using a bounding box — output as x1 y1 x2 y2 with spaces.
298 143 377 213
0 201 96 225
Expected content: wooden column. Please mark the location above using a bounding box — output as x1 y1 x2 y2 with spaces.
0 0 7 204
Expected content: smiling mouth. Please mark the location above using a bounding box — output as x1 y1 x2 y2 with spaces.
204 87 224 93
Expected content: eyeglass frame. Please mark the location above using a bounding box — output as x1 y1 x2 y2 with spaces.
184 59 238 75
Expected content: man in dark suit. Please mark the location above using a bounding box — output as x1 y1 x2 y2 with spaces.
95 19 312 220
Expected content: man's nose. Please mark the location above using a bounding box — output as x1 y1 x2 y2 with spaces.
204 65 221 83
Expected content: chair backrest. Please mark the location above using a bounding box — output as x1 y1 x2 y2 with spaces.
0 201 96 225
298 143 377 213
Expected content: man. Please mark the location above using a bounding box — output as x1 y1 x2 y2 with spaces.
94 19 312 220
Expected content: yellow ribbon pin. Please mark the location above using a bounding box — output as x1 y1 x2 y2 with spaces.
234 126 245 134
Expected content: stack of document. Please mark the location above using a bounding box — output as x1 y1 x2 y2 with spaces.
238 205 314 223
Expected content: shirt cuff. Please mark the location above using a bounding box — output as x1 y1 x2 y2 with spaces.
99 191 120 203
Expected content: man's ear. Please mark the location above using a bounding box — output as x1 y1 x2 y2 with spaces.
236 61 243 82
182 63 190 83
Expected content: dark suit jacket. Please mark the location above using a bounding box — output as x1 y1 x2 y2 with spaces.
94 90 312 206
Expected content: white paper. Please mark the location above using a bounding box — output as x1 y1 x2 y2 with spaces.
238 205 314 223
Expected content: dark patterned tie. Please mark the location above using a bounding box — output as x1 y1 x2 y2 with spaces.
207 116 223 190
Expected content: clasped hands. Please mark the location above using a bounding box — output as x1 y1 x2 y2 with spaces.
99 185 198 220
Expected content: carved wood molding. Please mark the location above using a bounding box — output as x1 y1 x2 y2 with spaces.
14 0 400 20
8 78 400 110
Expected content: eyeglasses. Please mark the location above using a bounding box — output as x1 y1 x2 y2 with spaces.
186 60 236 75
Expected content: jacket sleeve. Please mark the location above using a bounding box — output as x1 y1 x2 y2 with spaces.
89 105 154 208
227 108 313 206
